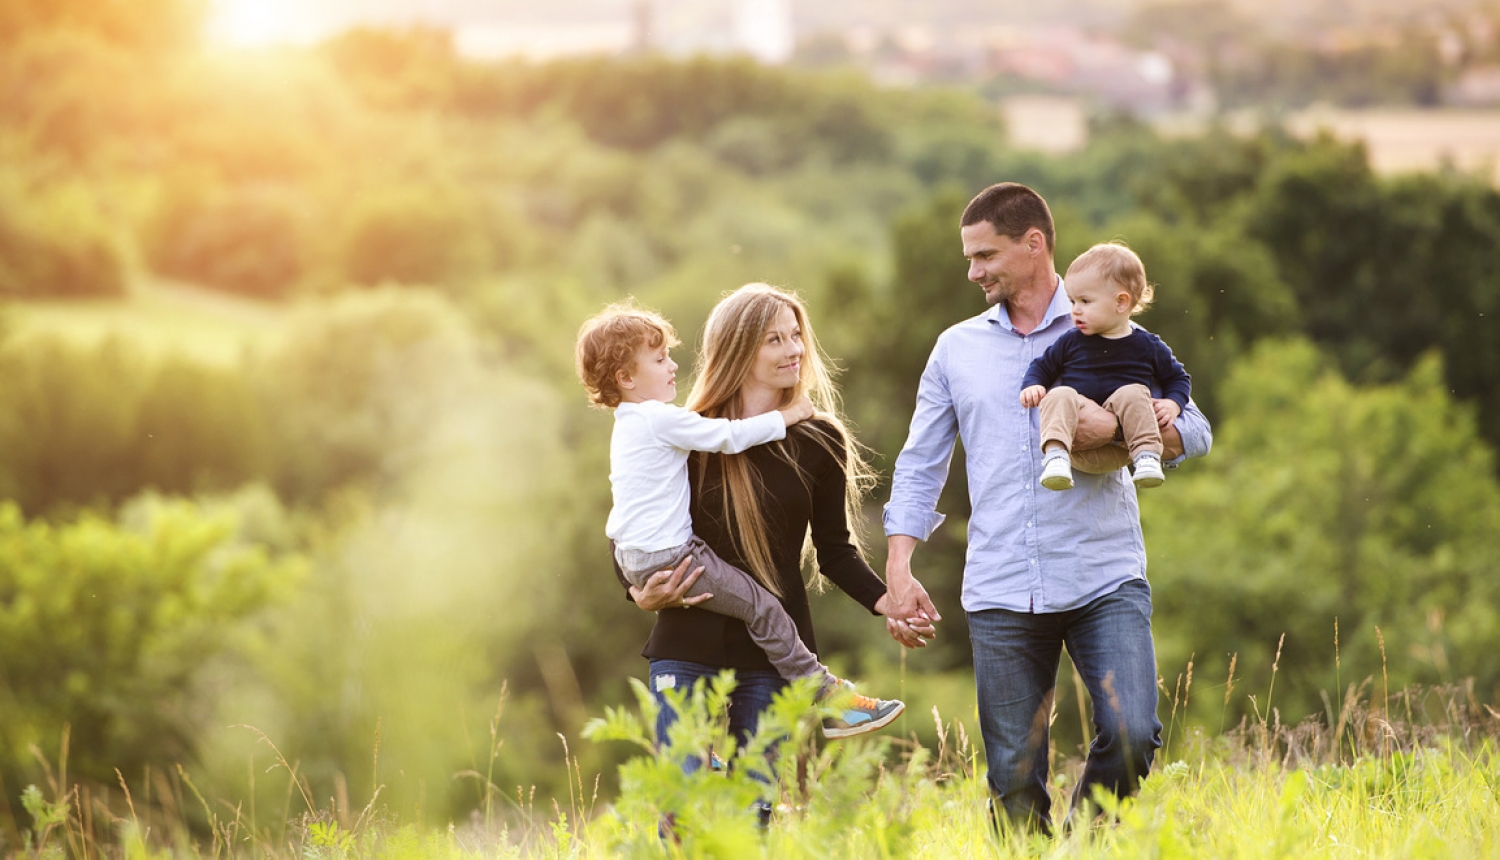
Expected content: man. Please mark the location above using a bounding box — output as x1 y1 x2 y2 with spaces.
881 182 1212 831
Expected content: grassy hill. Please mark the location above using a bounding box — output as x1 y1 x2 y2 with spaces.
5 278 286 366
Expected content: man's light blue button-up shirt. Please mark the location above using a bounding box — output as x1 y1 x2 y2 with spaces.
883 279 1213 614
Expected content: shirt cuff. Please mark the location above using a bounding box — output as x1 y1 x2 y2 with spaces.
882 505 946 541
1166 409 1213 467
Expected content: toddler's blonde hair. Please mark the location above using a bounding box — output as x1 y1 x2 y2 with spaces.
1066 242 1155 315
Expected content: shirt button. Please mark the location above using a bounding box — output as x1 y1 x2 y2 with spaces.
1026 522 1033 528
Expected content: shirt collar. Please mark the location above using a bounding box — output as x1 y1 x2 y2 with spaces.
987 274 1070 334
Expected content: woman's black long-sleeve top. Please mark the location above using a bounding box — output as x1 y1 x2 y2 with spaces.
613 418 888 669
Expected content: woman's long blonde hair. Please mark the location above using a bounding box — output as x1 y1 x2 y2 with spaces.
685 283 877 596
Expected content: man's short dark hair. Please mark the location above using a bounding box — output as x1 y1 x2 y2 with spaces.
961 182 1055 253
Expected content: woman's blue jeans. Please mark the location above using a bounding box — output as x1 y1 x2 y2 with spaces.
968 579 1162 831
647 659 786 784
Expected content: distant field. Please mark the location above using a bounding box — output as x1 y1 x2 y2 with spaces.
1283 107 1500 183
1169 105 1500 184
4 279 285 365
1004 97 1500 184
1002 95 1089 153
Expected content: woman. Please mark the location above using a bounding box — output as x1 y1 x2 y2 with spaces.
618 283 933 761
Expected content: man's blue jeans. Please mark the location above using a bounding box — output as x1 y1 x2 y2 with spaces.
647 659 785 781
968 579 1162 830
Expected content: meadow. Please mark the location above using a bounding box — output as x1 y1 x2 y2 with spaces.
12 657 1499 859
6 279 285 366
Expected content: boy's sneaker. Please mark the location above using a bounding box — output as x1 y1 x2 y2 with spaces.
1132 453 1165 488
820 679 905 739
1040 452 1074 491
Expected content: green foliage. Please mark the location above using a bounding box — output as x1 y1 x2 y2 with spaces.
1146 340 1500 723
320 26 462 111
1243 136 1500 452
0 334 267 513
150 183 313 298
584 673 934 855
0 497 304 793
0 29 180 164
257 289 487 502
335 185 492 288
1129 125 1292 225
0 177 127 298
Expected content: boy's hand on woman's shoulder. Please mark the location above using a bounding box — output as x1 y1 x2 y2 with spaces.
781 395 816 426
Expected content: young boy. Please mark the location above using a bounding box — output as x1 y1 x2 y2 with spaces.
1019 242 1192 490
575 299 904 739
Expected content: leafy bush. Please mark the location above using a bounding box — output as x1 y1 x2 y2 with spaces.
335 186 491 288
0 31 147 160
0 180 127 298
0 334 272 514
0 496 304 793
257 289 487 502
149 183 313 298
584 673 929 854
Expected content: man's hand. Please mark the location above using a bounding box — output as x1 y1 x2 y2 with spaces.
1072 398 1120 450
1154 398 1181 429
1159 412 1185 460
628 555 711 612
875 592 937 648
883 535 942 649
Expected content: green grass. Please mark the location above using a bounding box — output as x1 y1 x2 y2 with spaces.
4 278 285 366
11 679 1499 859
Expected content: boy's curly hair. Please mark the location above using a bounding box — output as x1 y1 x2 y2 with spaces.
575 299 681 408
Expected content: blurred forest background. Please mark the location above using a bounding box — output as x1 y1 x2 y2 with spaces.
2 0 1500 841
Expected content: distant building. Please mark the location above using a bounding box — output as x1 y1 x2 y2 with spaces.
983 27 1180 115
646 0 794 63
1447 66 1500 107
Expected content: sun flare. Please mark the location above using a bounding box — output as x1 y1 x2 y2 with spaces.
205 0 300 48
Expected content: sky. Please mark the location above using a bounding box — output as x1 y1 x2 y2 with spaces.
204 0 800 61
200 0 1125 51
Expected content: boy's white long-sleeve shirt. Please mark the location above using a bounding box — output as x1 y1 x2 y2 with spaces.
606 399 786 552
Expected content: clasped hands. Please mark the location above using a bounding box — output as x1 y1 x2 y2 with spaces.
879 578 939 650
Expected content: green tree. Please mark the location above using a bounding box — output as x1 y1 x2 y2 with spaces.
0 335 148 513
136 357 271 495
1146 340 1500 726
258 289 489 503
335 185 491 288
0 335 270 514
320 26 461 110
0 178 127 298
150 184 313 298
1245 139 1500 457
